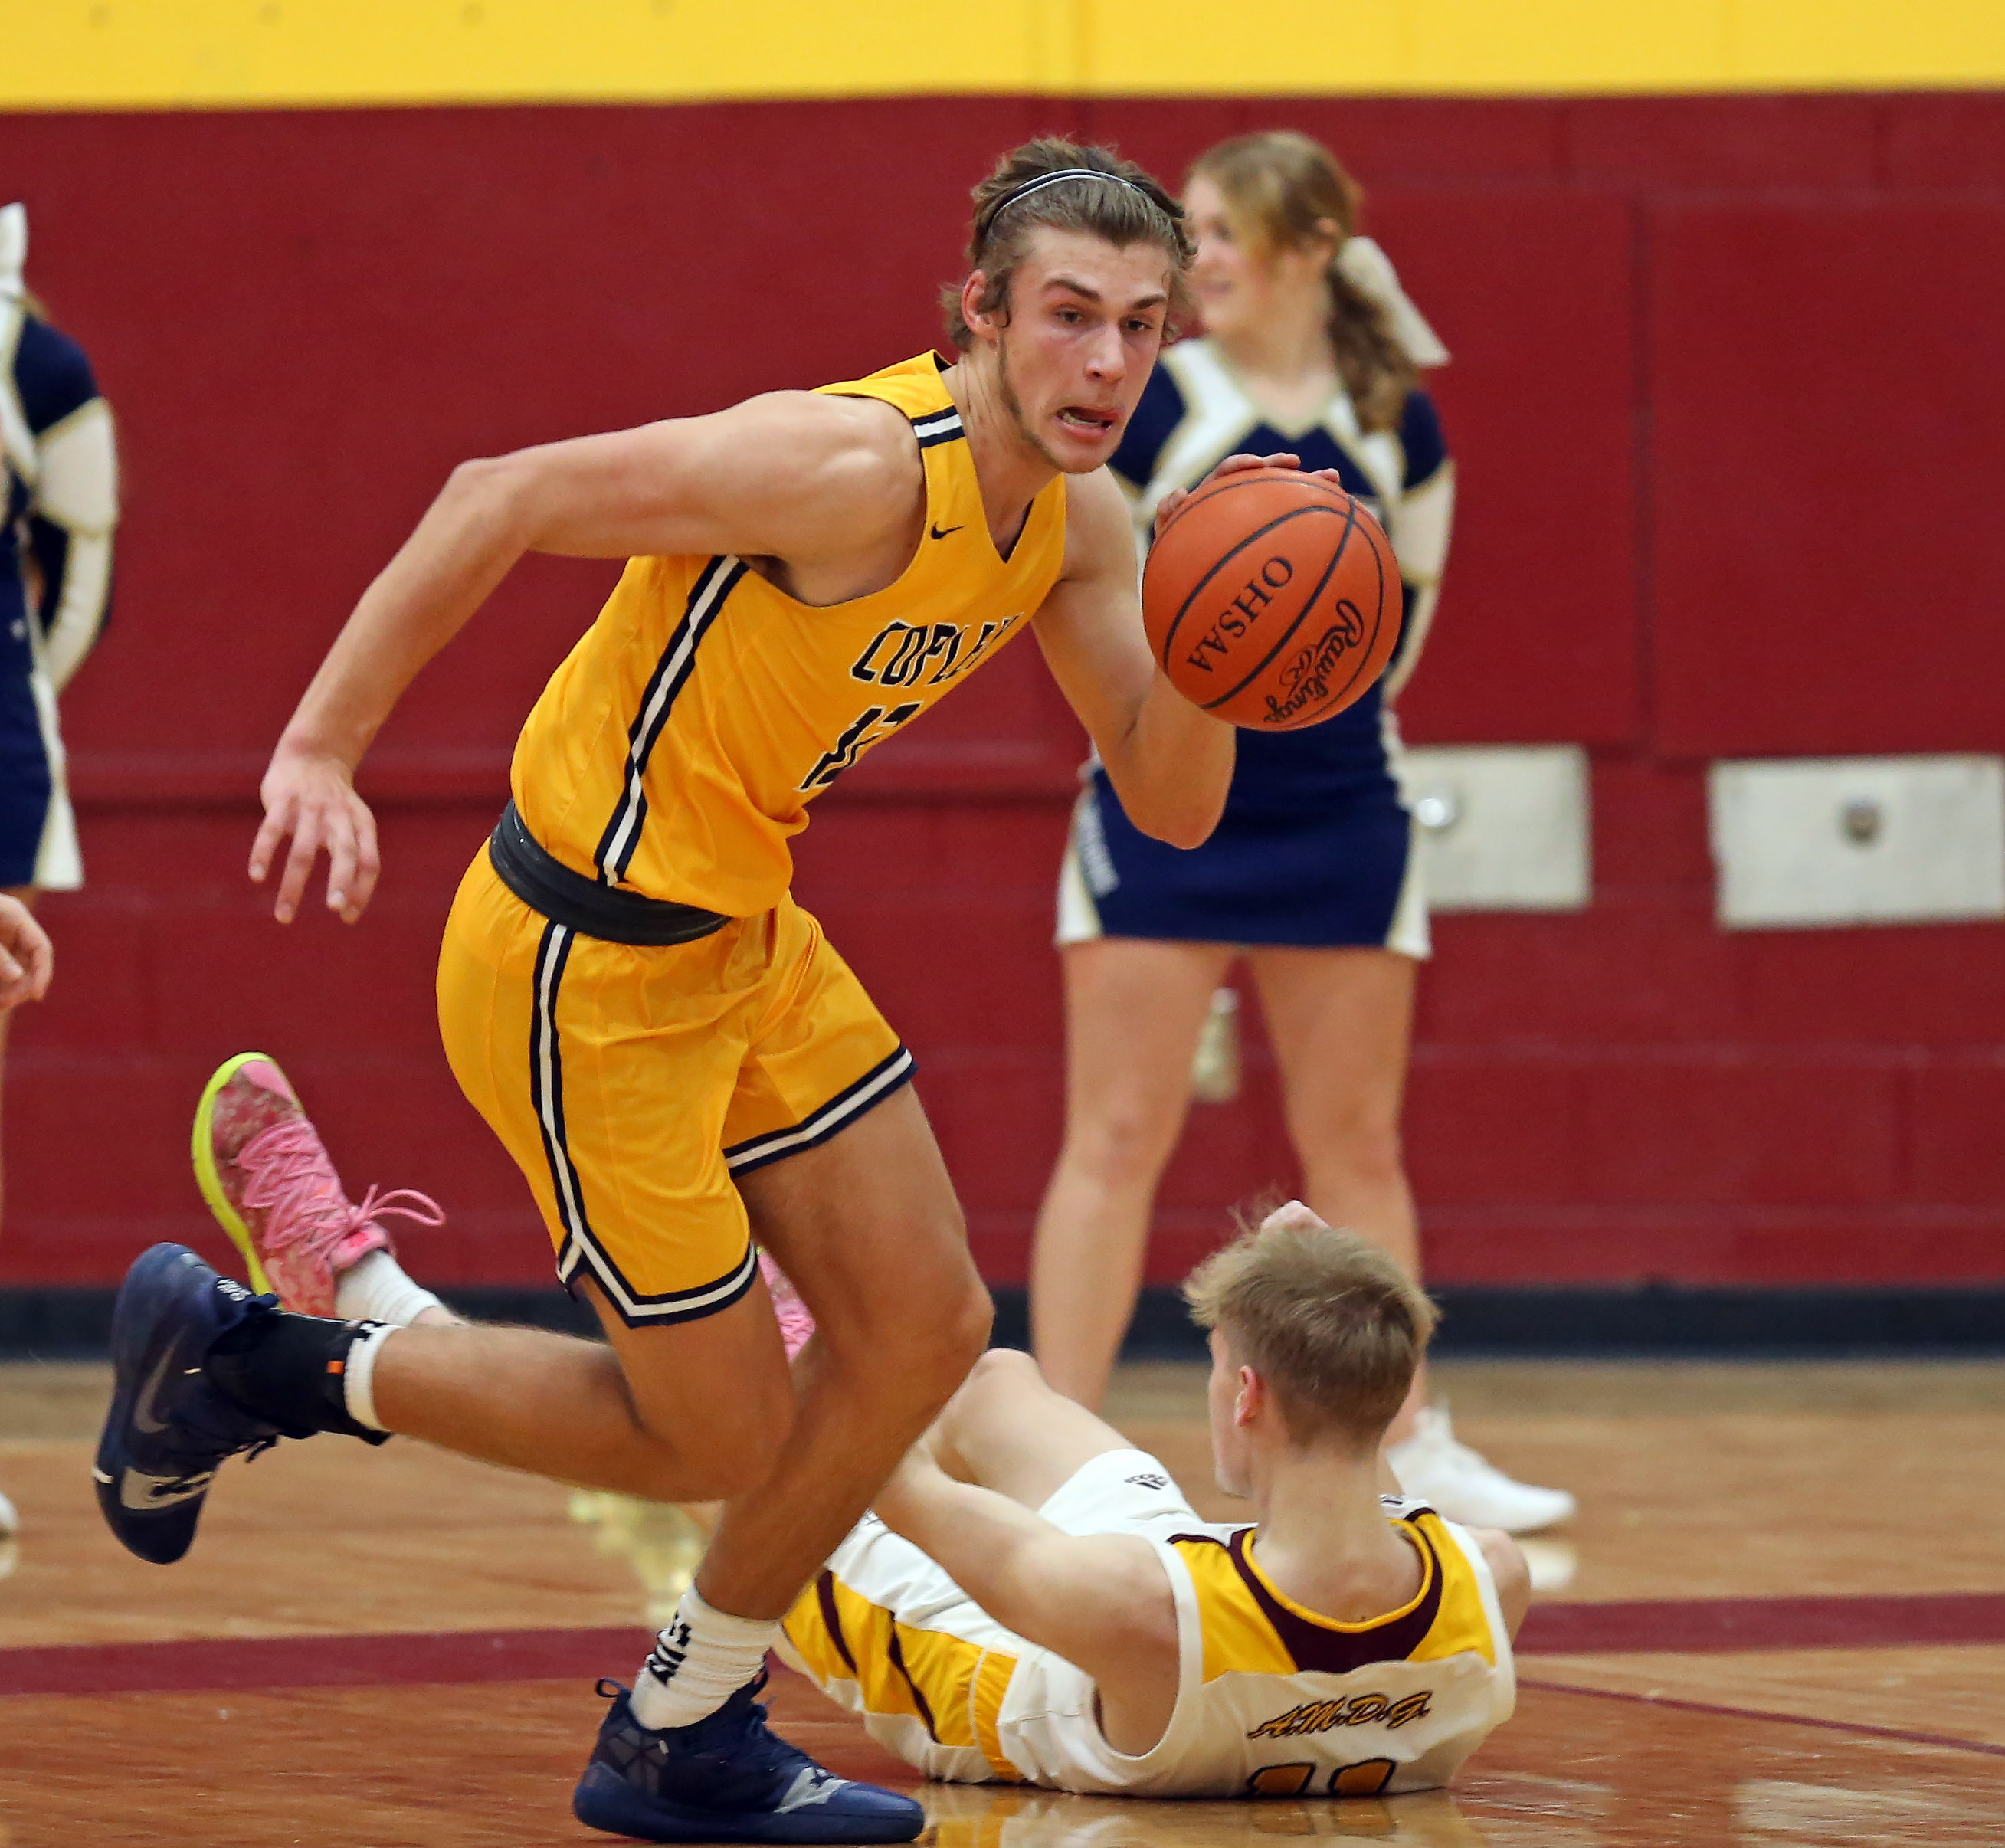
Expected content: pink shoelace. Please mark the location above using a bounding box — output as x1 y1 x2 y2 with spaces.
238 1118 445 1257
759 1252 817 1361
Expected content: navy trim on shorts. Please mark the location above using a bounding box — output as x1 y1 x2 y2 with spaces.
526 913 761 1329
722 1045 916 1176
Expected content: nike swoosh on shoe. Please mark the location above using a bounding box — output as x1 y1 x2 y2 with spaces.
119 1466 214 1511
775 1768 851 1813
130 1348 186 1436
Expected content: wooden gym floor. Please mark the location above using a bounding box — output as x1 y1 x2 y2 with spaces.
3 1358 2003 1846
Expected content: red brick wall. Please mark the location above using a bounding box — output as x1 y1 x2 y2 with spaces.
5 93 2001 1291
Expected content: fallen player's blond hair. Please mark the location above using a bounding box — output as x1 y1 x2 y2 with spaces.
1184 1202 1438 1451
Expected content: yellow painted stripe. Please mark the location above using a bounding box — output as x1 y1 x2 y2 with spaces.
3 0 2003 111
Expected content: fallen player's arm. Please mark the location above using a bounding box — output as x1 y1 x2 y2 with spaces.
254 392 917 923
873 1447 1180 1720
1031 465 1233 850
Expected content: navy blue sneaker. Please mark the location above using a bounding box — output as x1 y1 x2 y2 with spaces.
573 1674 926 1844
93 1243 303 1565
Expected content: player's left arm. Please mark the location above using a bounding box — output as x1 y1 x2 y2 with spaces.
873 1444 1179 1685
1030 466 1234 850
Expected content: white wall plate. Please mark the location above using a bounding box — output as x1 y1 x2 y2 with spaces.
1709 755 2005 930
1398 744 1592 912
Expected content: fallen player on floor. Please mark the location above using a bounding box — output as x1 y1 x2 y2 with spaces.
775 1203 1527 1798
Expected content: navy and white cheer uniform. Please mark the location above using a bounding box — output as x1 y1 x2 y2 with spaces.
1 203 118 890
1058 336 1453 954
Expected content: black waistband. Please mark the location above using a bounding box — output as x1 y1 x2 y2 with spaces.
487 801 729 947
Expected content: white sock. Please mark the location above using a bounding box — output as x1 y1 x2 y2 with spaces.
340 1322 399 1433
336 1250 444 1328
628 1586 779 1732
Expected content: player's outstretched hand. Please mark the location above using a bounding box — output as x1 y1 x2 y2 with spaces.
1150 451 1345 540
0 895 52 1010
251 749 382 926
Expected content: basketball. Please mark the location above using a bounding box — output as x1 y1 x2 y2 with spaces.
1142 467 1403 731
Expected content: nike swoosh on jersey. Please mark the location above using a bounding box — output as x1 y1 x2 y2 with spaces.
929 523 964 540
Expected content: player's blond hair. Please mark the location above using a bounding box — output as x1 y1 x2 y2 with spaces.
945 137 1193 349
1188 130 1417 434
1184 1204 1437 1450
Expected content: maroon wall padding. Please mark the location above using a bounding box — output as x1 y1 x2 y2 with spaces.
2 92 2001 1291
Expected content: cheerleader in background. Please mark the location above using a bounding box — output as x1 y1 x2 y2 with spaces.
1028 133 1571 1533
0 202 118 1537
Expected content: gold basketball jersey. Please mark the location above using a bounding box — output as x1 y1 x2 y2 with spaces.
780 1485 1513 1799
996 1496 1513 1797
508 354 1067 917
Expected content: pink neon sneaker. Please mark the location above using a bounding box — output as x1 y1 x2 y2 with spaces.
759 1252 816 1360
191 1053 444 1319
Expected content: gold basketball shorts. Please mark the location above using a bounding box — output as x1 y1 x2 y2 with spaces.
436 850 912 1326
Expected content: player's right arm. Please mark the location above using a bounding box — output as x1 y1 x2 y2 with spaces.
253 392 919 924
872 1444 1183 1754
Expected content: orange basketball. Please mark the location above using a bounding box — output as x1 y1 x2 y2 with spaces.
1142 467 1402 731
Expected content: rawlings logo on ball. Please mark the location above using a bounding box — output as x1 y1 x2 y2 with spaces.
1262 601 1368 725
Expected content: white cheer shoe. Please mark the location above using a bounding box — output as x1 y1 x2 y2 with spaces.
1387 1406 1576 1534
0 1484 16 1538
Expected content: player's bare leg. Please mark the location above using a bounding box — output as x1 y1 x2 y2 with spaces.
1248 947 1573 1532
186 1050 984 1571
1243 947 1423 1427
699 1083 992 1617
923 1345 1135 1511
369 1086 991 1523
556 1084 986 1843
1029 936 1233 1409
370 1286 797 1500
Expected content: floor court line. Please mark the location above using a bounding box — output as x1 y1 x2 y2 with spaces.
0 1624 654 1698
1516 1590 2005 1653
5 1591 2004 1699
1518 1677 2005 1760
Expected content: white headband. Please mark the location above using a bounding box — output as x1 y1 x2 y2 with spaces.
1337 235 1449 369
986 167 1154 233
0 204 25 302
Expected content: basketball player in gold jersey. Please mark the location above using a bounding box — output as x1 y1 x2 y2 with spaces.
92 141 1339 1843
